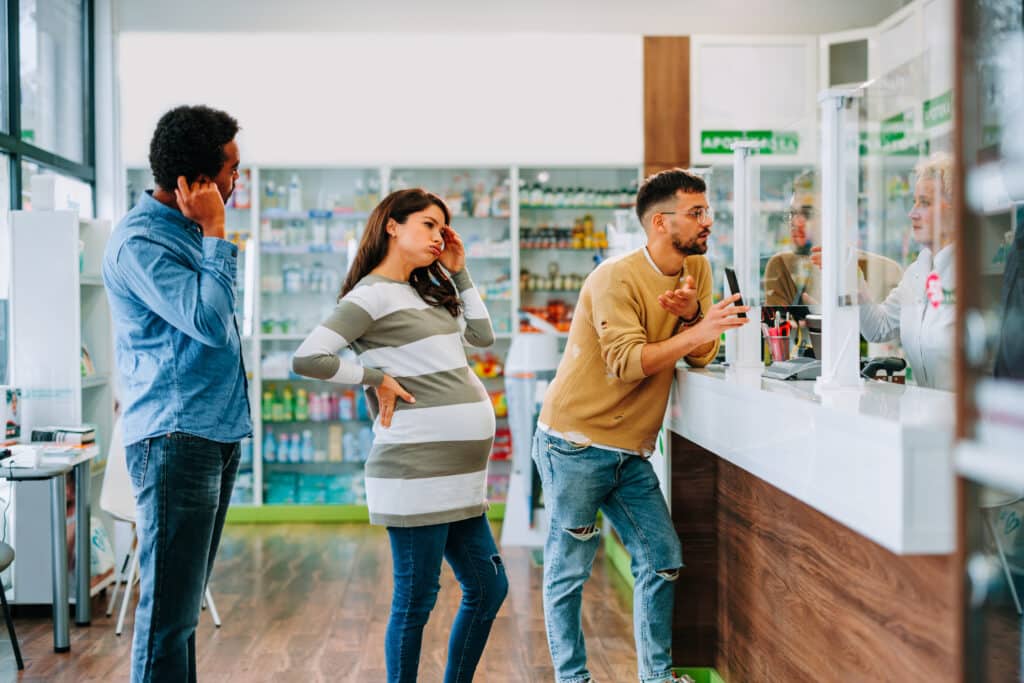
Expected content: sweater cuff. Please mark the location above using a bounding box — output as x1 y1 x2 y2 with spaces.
362 367 385 387
451 269 474 293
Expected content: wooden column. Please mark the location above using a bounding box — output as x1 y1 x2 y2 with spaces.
643 36 691 177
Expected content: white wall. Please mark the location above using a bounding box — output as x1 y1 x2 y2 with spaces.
119 33 643 167
117 0 906 36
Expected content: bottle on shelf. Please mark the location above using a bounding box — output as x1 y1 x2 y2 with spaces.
233 170 251 210
295 388 309 421
263 427 276 463
263 181 277 210
301 430 314 463
288 174 303 213
278 432 290 463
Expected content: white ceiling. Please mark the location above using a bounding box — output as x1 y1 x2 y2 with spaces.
117 0 907 35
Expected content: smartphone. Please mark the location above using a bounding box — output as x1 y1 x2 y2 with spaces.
724 267 748 318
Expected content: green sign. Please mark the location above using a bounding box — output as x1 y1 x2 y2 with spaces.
700 130 800 155
923 91 953 129
879 110 924 156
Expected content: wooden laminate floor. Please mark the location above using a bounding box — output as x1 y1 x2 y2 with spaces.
1 523 638 682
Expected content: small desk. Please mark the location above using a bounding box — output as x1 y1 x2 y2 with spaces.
1 451 98 653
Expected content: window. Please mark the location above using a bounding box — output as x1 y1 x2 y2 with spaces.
0 0 93 210
18 0 86 162
20 159 93 217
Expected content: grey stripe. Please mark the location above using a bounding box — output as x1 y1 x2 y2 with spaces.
353 307 461 350
320 300 374 337
390 368 489 411
370 505 489 528
365 438 493 479
452 269 474 293
292 352 340 381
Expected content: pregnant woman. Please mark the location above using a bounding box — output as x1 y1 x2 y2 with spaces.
292 188 507 682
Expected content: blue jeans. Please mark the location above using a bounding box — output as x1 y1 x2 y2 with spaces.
126 433 240 683
532 430 683 683
386 514 509 683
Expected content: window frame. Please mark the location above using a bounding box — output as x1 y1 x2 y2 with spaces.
0 0 95 211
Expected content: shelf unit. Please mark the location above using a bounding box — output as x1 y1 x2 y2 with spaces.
5 209 116 604
127 164 641 518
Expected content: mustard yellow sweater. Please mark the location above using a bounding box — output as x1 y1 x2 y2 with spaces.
539 248 718 454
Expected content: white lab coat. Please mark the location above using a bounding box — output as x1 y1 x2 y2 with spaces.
860 244 955 391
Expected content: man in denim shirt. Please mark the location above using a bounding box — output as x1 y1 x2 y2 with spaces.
103 105 251 683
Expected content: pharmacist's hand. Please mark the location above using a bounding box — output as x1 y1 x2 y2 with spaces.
810 246 822 269
176 176 225 239
687 294 750 345
375 375 415 428
658 275 699 320
439 225 466 273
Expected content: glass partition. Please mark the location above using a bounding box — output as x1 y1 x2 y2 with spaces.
846 53 955 389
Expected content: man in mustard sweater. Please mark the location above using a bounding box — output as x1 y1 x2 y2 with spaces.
533 168 749 683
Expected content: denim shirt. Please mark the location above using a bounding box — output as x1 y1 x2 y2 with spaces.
103 191 252 446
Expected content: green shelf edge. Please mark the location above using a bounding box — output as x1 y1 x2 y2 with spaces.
226 502 506 524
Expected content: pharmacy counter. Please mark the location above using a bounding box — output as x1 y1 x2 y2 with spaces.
668 364 955 555
665 364 959 681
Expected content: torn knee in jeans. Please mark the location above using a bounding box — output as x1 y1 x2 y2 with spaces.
489 553 503 574
655 567 681 581
564 524 600 541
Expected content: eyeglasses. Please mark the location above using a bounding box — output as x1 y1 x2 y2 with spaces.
660 207 715 223
786 207 815 222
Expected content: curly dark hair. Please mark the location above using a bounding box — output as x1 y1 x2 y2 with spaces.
148 105 239 191
635 168 707 224
340 189 463 318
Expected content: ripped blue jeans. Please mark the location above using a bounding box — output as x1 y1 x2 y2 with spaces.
385 514 508 683
532 429 683 683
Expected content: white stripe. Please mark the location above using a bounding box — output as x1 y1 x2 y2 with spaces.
345 281 431 320
365 470 487 516
372 401 496 445
294 326 364 385
461 287 490 321
358 332 468 378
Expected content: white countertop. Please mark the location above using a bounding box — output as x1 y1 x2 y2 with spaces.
668 364 956 555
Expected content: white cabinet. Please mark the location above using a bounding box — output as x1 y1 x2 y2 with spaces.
6 208 114 604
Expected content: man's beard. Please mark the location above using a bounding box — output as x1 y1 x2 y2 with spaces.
672 234 707 255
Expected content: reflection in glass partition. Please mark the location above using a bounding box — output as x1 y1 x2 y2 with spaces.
760 168 821 365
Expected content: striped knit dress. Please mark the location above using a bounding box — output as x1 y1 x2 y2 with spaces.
292 269 496 527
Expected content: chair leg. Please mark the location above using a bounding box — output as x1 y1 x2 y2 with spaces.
0 582 24 670
106 542 134 617
204 588 221 628
115 549 139 636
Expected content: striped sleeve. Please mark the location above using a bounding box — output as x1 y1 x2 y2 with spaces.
292 299 385 387
451 269 495 347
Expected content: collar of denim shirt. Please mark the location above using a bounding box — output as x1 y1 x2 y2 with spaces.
139 190 203 237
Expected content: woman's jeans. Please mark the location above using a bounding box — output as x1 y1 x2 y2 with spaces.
533 429 683 683
386 513 509 682
126 433 239 683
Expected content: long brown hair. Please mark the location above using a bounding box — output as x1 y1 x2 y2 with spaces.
339 188 462 317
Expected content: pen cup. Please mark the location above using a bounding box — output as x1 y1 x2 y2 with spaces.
768 335 790 362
